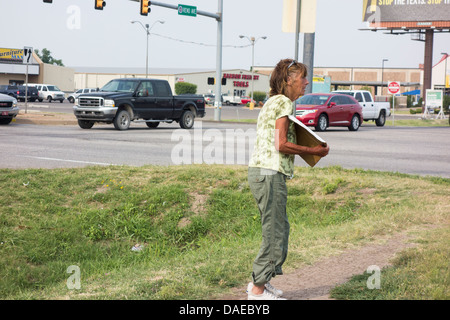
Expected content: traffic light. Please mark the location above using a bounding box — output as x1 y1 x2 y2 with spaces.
95 0 105 10
140 0 151 16
207 77 215 85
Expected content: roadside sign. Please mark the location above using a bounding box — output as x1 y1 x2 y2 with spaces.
425 89 444 119
178 4 197 17
23 46 33 64
426 90 443 108
388 81 400 126
388 81 400 94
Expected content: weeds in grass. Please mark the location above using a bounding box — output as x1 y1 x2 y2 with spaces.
0 165 448 299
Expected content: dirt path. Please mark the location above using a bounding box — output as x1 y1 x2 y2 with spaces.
219 230 419 300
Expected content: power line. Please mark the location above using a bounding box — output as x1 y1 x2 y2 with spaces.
150 32 252 48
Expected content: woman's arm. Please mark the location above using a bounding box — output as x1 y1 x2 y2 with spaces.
275 116 329 157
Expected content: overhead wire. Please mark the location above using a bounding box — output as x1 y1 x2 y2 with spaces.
150 32 252 48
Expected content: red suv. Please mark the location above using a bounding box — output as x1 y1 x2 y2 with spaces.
295 93 363 131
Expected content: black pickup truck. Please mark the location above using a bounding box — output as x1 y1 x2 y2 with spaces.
0 85 20 99
73 78 205 130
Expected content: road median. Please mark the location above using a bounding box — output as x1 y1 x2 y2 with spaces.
15 111 77 126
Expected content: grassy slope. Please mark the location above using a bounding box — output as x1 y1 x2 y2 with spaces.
0 165 448 299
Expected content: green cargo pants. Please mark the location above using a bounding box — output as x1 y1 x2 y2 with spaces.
248 167 290 286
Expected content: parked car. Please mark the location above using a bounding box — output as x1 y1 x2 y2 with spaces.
332 90 391 126
17 85 39 102
35 84 65 103
67 88 98 103
0 85 20 99
203 94 215 105
295 93 363 131
0 93 19 125
241 96 256 105
202 94 223 106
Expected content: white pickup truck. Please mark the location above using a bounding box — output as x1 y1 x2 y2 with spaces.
332 90 391 126
223 95 241 106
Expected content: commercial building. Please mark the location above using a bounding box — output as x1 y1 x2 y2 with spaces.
2 46 448 100
0 48 74 91
72 67 270 99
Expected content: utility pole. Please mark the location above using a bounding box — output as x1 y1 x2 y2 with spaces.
214 0 223 121
303 33 315 94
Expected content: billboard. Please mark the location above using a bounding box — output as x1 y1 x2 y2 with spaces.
282 0 317 33
363 0 450 28
0 48 24 63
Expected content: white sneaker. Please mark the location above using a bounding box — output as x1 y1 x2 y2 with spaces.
247 282 284 297
265 282 283 297
247 282 286 300
248 288 287 300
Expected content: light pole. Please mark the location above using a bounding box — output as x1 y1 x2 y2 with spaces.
131 20 165 78
441 52 448 93
381 58 388 95
239 35 267 109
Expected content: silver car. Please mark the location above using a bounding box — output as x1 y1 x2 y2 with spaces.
0 93 19 125
67 88 98 103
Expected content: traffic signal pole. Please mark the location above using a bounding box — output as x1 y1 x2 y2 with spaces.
129 0 223 121
213 0 223 121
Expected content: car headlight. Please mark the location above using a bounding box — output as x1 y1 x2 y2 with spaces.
297 109 317 116
75 98 79 105
104 99 115 107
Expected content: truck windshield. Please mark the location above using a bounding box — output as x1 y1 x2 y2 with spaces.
101 80 138 93
335 92 355 97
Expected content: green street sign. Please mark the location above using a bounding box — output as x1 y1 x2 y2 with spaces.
178 4 197 17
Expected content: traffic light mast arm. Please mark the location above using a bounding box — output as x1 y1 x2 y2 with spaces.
129 0 221 21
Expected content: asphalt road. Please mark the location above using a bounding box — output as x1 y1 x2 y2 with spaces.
1 118 450 178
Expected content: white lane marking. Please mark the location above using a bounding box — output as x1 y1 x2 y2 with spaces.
21 155 113 166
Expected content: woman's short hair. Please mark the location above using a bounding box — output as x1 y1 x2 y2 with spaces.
269 59 307 97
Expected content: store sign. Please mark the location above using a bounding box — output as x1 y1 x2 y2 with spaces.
0 48 23 63
233 81 249 87
223 73 259 80
223 73 259 87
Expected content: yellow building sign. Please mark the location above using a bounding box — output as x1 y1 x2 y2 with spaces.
0 48 24 63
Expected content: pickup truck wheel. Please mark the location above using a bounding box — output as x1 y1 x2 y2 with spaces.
0 118 13 125
348 114 361 131
315 114 328 132
114 109 131 130
375 111 386 127
180 110 195 129
47 96 52 103
146 122 159 128
78 120 94 129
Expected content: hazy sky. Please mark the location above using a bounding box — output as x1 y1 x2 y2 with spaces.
1 0 449 71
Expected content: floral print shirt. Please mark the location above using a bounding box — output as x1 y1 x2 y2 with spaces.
249 94 297 177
